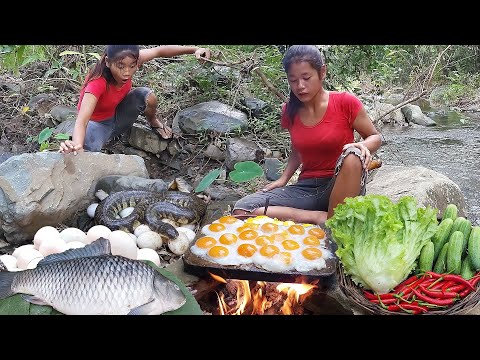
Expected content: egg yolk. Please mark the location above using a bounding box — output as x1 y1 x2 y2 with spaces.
196 236 217 248
260 222 279 233
260 245 280 258
207 223 226 232
282 239 300 251
255 235 272 246
303 235 321 246
287 224 305 235
208 246 229 258
238 229 258 241
237 243 257 257
219 233 238 245
218 215 238 224
308 227 325 238
269 232 287 242
302 247 323 260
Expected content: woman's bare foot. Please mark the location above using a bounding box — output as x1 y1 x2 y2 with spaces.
149 118 173 139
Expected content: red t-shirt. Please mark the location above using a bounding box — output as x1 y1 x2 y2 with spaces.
77 77 132 121
281 91 362 179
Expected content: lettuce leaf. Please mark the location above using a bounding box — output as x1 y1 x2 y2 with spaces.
325 195 438 294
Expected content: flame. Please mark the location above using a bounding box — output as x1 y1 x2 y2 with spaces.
213 275 317 315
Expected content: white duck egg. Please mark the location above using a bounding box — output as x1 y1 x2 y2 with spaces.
137 248 161 267
65 241 86 249
87 203 99 218
33 226 61 250
27 257 44 269
12 244 35 259
107 230 138 259
167 232 190 255
39 237 68 256
86 225 112 244
179 223 196 231
60 227 87 243
119 207 134 218
136 231 163 250
175 227 196 243
134 224 151 237
0 254 17 270
17 248 44 270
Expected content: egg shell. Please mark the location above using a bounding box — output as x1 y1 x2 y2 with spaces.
167 232 190 255
16 248 44 269
65 241 86 249
136 231 163 250
27 257 44 269
119 207 134 218
0 254 17 270
33 226 61 250
12 244 35 259
87 203 99 218
137 248 161 267
134 224 152 237
39 237 68 256
60 227 88 243
176 227 196 243
107 230 138 259
86 225 112 244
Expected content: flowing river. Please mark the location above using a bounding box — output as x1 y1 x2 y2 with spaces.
376 108 480 226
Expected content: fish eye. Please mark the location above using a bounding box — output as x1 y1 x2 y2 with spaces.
174 284 180 291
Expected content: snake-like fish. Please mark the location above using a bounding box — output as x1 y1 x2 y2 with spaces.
94 190 206 239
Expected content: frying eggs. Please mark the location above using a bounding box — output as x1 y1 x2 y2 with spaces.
193 215 331 273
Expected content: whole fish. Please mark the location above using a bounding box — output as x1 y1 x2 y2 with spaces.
0 238 186 315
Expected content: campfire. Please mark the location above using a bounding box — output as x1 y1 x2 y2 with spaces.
193 273 321 315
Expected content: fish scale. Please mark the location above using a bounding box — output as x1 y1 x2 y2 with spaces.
0 238 186 315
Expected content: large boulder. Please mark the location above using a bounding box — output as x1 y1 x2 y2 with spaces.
0 152 148 245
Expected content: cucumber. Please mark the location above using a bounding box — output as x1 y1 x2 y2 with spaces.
461 254 476 280
467 226 480 271
447 231 464 275
418 241 435 273
432 218 453 261
442 203 458 221
433 242 449 274
450 217 472 255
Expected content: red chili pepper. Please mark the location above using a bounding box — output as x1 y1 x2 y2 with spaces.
370 298 397 305
398 303 429 314
387 304 402 312
440 280 457 292
418 285 458 299
470 276 480 287
442 274 475 291
394 274 421 291
425 271 443 279
445 284 465 292
412 288 457 306
459 288 472 297
395 275 426 295
363 290 395 300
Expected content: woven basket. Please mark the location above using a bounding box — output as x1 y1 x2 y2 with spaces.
337 263 480 315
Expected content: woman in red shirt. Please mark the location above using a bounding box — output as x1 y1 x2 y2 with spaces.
59 45 210 154
233 45 382 224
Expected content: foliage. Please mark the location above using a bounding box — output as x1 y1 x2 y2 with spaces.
28 127 70 152
0 45 47 75
194 161 264 193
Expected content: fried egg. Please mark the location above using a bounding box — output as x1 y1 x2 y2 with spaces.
190 236 218 256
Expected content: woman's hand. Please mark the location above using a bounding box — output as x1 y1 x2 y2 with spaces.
343 142 371 169
59 140 84 155
194 48 211 63
262 178 288 192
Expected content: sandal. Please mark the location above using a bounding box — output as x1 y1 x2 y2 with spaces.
149 120 173 140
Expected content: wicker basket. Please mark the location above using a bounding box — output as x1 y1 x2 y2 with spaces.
337 263 480 315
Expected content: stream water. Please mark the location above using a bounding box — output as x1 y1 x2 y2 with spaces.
376 108 480 226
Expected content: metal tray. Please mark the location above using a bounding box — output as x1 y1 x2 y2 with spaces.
183 229 338 284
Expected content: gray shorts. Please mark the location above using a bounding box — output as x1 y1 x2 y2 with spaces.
84 87 153 152
233 147 367 213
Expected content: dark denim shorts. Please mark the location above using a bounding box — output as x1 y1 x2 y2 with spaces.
233 147 367 213
83 87 153 152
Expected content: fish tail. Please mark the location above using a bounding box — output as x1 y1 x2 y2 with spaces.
0 271 16 299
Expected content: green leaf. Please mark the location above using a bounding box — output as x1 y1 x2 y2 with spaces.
39 142 50 152
194 168 221 193
229 161 264 183
38 127 53 144
54 133 70 140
